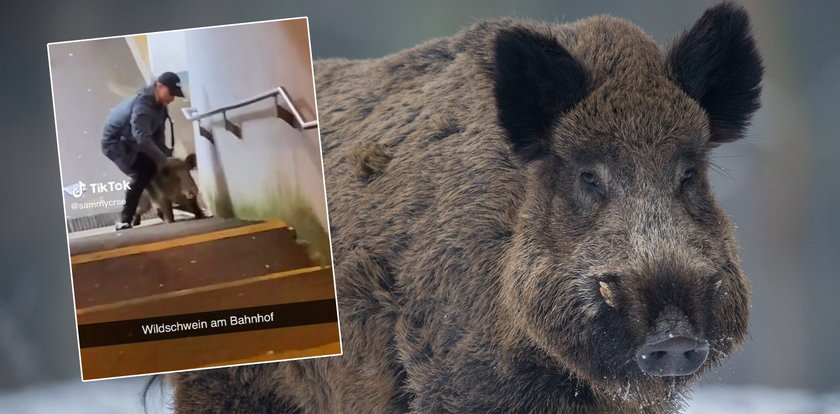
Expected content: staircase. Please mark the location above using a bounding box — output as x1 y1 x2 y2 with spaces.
69 217 340 380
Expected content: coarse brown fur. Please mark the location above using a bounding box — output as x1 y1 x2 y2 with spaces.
134 154 204 224
170 3 761 413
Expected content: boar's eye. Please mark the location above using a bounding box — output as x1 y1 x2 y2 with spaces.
680 168 695 188
580 171 607 197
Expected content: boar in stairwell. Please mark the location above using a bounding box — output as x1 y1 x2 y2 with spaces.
172 2 761 413
134 154 205 225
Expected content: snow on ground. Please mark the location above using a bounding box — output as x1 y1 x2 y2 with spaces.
685 384 840 414
0 377 172 414
0 380 838 413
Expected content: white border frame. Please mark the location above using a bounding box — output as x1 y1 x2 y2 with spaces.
46 15 343 383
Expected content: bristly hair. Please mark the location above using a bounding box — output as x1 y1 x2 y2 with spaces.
667 2 764 144
142 374 164 413
493 26 589 161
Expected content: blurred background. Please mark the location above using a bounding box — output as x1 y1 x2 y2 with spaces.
0 0 838 412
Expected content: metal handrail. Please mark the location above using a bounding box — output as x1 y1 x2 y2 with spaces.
181 86 318 132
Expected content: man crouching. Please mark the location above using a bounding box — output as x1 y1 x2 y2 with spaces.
101 71 184 230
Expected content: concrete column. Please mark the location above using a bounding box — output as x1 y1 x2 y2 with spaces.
184 18 328 261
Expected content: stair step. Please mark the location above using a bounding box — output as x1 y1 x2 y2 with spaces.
80 322 341 380
71 220 315 307
77 267 335 324
67 218 339 380
69 217 271 256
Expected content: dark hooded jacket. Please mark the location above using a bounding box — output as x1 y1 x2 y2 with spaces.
101 85 170 174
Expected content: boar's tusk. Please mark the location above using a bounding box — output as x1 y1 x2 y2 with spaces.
599 281 616 308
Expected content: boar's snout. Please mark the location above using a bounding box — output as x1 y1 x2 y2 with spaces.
182 186 197 199
183 188 197 199
636 335 708 377
635 306 709 377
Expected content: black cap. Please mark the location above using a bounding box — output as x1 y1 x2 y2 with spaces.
157 72 184 97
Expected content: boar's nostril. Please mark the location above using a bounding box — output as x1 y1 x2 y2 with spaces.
649 351 666 360
635 335 709 377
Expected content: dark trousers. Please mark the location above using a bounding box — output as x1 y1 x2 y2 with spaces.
120 152 157 223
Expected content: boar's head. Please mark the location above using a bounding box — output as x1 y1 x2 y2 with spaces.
493 3 761 402
160 153 199 200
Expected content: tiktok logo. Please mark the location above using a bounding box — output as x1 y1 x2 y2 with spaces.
63 179 130 198
63 181 87 198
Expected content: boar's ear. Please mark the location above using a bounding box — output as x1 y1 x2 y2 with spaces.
185 153 197 170
667 3 763 144
493 27 588 162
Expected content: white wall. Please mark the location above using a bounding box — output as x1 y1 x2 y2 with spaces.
49 39 147 219
147 31 197 159
147 31 188 74
183 18 326 230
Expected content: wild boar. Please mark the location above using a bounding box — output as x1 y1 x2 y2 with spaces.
134 153 204 224
171 3 761 413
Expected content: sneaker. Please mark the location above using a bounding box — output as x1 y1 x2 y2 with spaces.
115 221 132 231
